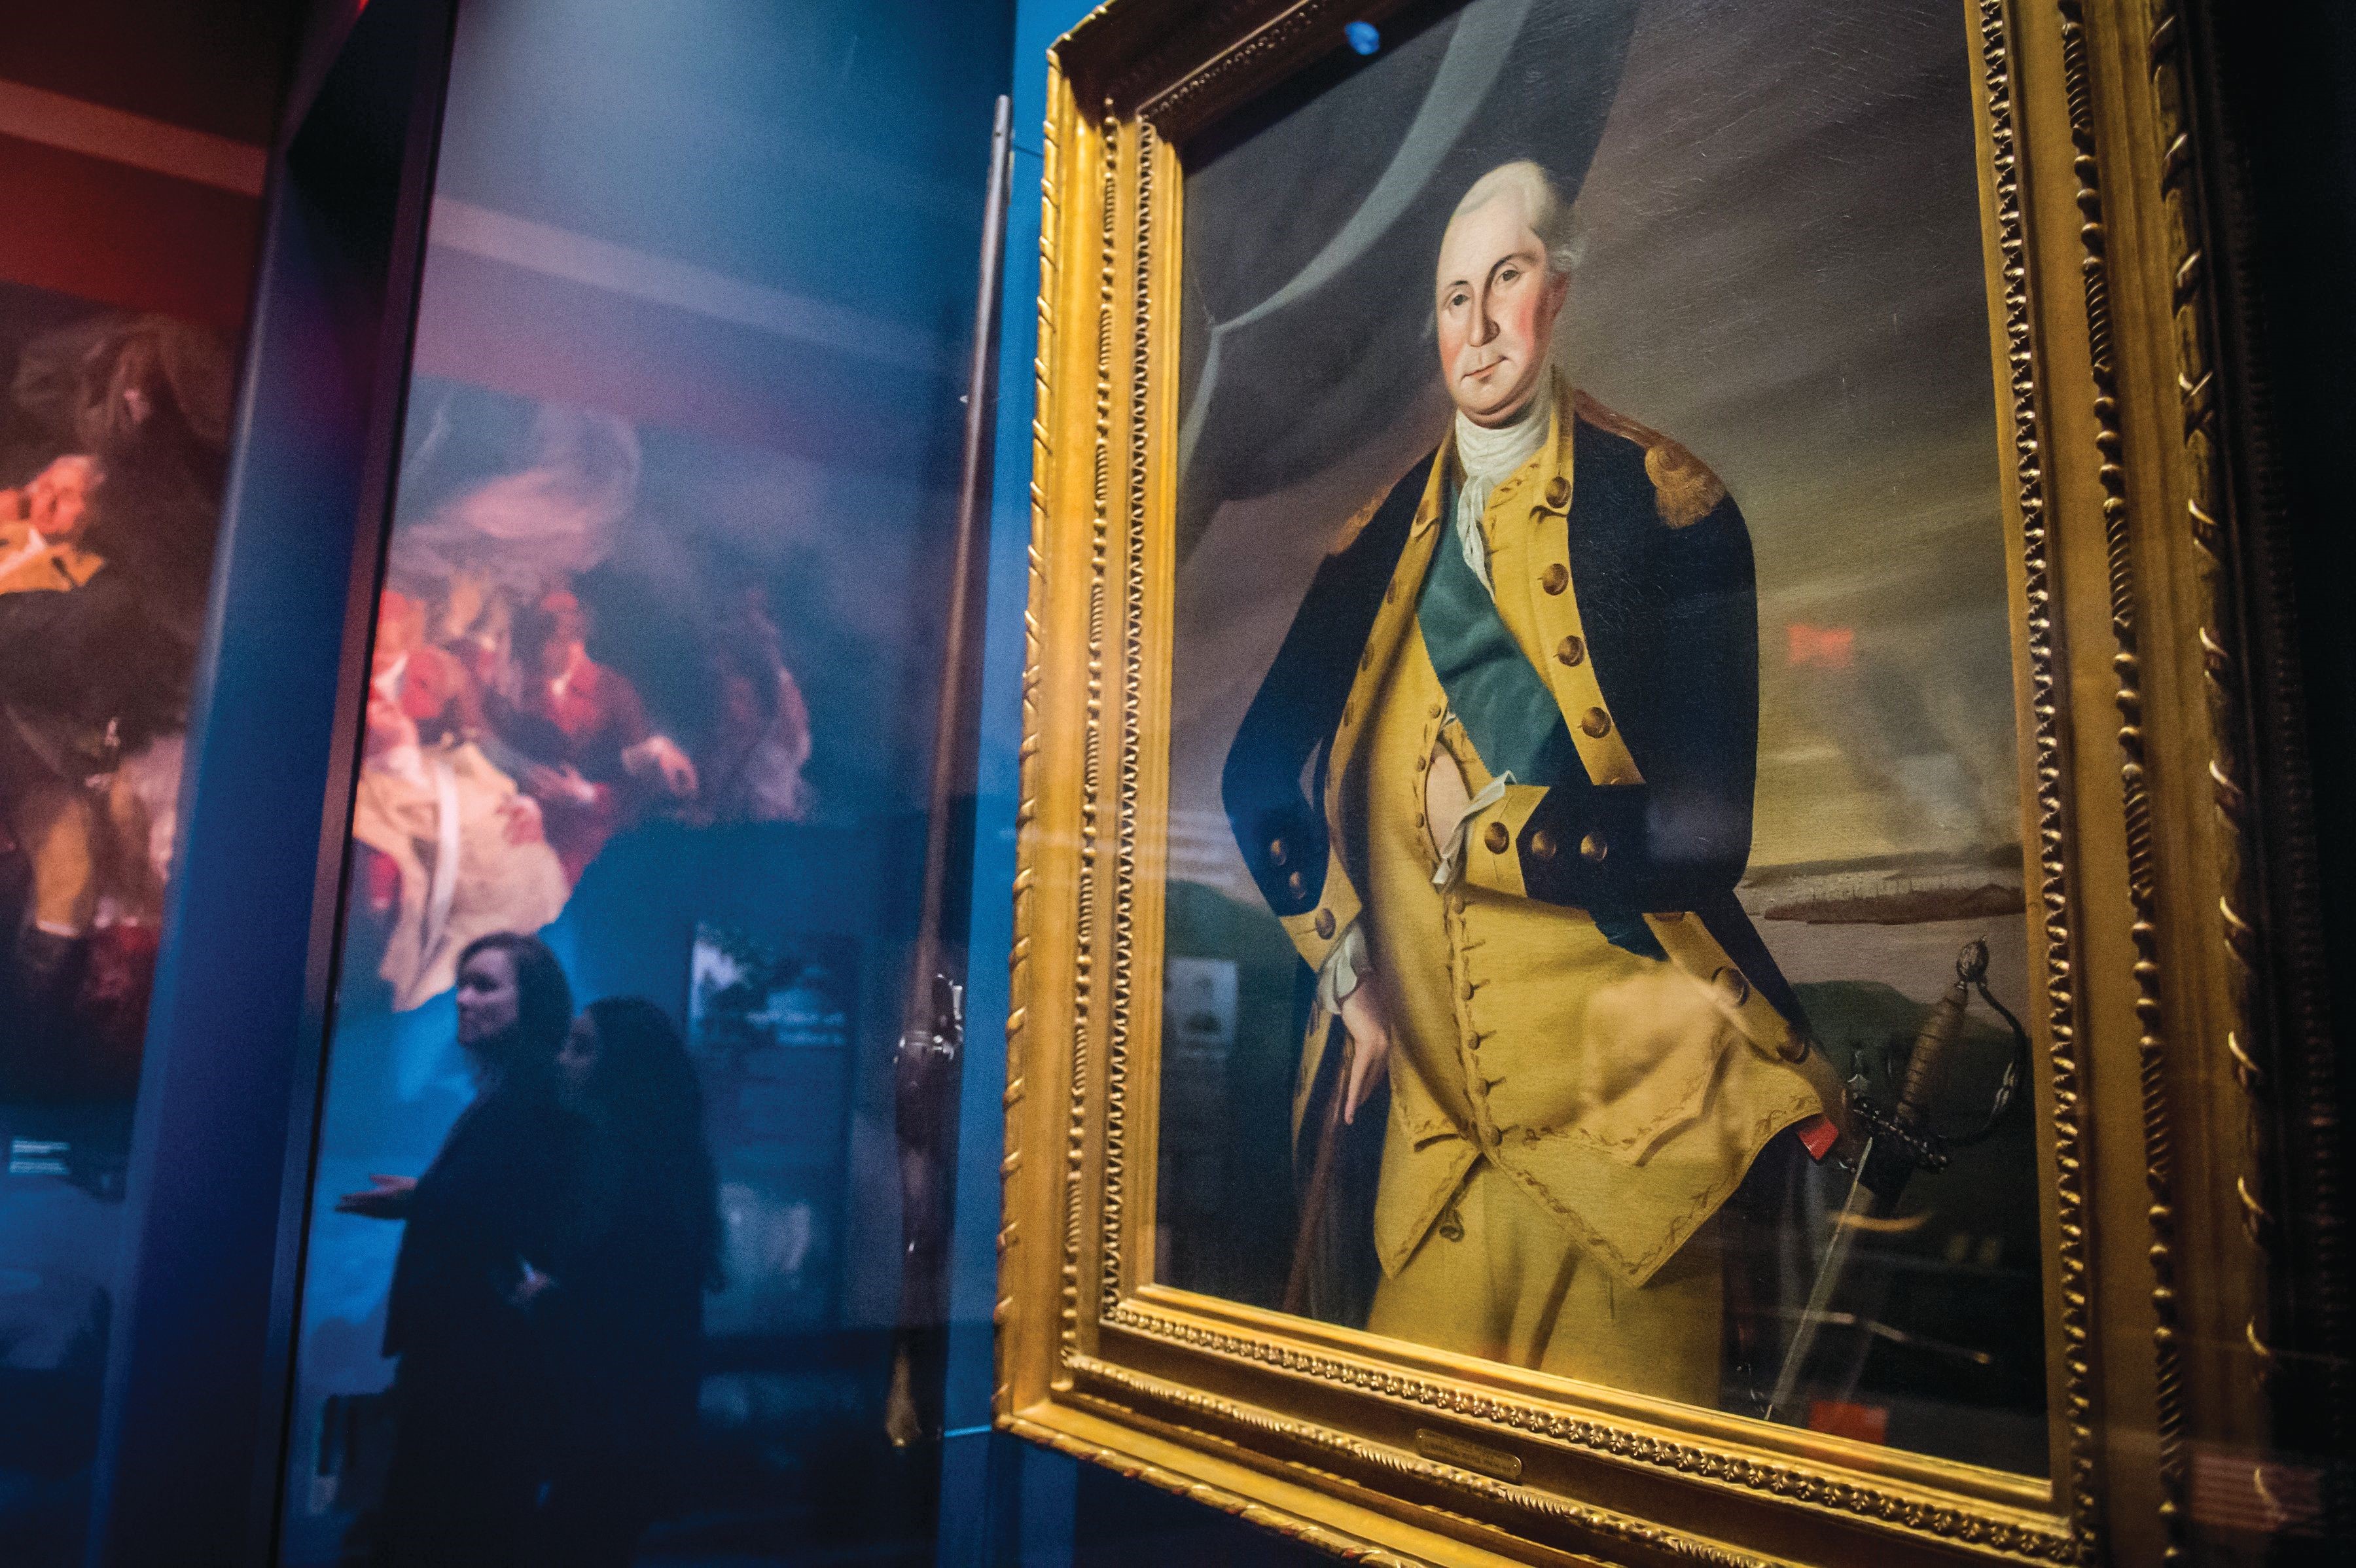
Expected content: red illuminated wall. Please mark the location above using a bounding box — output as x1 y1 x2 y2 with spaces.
0 1 311 329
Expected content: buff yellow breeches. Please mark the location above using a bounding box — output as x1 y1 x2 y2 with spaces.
1366 1156 1722 1404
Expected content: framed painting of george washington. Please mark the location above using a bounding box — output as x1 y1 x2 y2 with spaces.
997 0 2350 1563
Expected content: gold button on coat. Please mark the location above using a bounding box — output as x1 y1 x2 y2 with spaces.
1529 827 1556 862
1314 908 1335 939
1580 707 1612 738
1287 870 1306 897
1713 966 1750 1007
1556 635 1584 667
1579 831 1609 863
1268 838 1287 866
1540 563 1568 596
1483 821 1509 853
1544 476 1570 508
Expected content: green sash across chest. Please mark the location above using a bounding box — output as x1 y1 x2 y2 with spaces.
1415 488 1662 958
1414 490 1579 787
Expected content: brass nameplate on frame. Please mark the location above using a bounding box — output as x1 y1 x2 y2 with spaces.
999 1 2322 1563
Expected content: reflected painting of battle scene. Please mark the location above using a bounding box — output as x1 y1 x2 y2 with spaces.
1154 0 2050 1472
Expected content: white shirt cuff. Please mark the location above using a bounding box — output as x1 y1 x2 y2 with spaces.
1315 921 1369 1013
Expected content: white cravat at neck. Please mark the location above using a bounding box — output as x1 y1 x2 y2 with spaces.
1452 370 1553 592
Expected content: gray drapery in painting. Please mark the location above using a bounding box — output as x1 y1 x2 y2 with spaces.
1175 0 1643 561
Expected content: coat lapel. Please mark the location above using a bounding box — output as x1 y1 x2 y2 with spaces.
1322 452 1448 836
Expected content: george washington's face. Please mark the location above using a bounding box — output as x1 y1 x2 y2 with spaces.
1434 192 1569 427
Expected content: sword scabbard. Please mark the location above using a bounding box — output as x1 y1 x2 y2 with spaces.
1769 939 1993 1420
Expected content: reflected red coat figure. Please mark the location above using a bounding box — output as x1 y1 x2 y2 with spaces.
490 590 697 885
497 640 653 885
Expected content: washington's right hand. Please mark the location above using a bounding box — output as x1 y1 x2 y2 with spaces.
1336 973 1394 1126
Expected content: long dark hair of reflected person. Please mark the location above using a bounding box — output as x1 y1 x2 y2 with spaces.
579 997 725 1290
457 931 574 1094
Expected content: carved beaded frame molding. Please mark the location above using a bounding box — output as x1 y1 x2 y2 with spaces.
999 1 2316 1563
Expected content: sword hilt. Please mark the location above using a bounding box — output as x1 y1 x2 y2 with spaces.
1854 938 1987 1201
1895 961 1974 1129
1897 937 1988 1126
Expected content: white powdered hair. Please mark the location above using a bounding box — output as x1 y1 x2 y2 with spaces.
1449 160 1584 280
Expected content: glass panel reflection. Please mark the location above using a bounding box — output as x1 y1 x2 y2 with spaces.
278 1 1007 1561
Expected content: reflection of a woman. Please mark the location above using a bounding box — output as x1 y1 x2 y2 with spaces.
337 932 575 1567
529 997 723 1567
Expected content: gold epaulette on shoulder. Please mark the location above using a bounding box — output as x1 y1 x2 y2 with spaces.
1573 390 1729 529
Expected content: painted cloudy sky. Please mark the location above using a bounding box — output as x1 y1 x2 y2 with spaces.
1169 0 2019 875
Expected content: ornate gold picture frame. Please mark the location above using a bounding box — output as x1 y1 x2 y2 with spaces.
997 1 2338 1562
